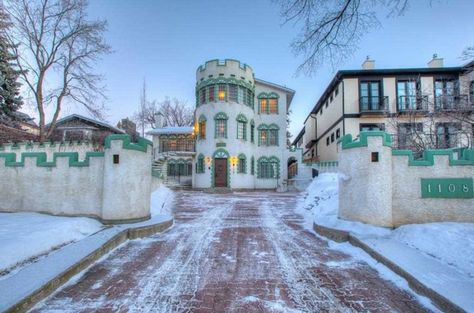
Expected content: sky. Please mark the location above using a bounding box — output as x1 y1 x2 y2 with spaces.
33 0 474 139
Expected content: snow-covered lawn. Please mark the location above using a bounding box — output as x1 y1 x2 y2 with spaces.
297 173 474 278
0 213 103 275
150 185 175 217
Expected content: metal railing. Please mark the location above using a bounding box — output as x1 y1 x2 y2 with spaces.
359 96 389 112
435 94 472 111
397 95 429 112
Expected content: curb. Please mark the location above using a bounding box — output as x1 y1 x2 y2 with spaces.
313 222 465 313
6 219 173 313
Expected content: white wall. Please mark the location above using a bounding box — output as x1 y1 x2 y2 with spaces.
0 135 152 223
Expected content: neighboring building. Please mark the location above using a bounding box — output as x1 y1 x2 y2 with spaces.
293 56 474 162
193 59 303 189
147 126 195 186
48 114 125 143
148 59 306 190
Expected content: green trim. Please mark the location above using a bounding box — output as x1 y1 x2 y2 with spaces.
216 142 226 147
256 156 280 179
251 156 255 175
392 148 474 166
196 59 253 74
421 178 473 198
151 168 163 178
196 153 205 173
198 114 207 122
211 148 231 188
237 153 247 173
257 92 279 99
340 131 392 150
104 134 152 153
214 112 229 120
236 113 248 123
0 151 104 168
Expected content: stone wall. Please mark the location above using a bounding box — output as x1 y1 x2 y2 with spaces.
0 135 152 223
338 132 474 227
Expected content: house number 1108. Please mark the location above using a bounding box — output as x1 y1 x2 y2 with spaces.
421 178 474 199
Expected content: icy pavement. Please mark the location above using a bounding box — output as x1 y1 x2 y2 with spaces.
31 191 434 312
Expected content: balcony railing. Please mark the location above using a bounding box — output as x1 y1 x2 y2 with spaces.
359 96 389 113
397 95 429 112
159 141 195 153
435 94 472 111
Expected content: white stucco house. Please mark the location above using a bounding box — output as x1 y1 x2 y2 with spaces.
148 59 307 190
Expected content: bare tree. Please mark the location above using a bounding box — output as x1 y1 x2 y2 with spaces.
3 0 111 141
134 97 194 131
276 0 434 74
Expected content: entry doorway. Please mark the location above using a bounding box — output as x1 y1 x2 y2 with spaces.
214 158 228 187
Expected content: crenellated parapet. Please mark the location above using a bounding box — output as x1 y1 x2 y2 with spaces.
338 131 474 227
0 134 152 223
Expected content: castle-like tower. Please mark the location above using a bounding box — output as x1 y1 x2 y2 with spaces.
193 59 300 189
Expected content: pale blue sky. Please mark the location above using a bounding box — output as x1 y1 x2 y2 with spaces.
64 0 474 138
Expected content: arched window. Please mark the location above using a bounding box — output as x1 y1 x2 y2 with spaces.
196 154 205 173
250 120 255 143
257 124 279 146
214 112 228 138
257 92 279 114
237 153 246 173
257 156 280 179
198 115 207 140
236 114 248 140
251 156 255 175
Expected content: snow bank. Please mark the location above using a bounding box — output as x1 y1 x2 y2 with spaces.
295 173 390 237
299 174 474 279
0 213 103 273
150 185 175 217
392 223 474 278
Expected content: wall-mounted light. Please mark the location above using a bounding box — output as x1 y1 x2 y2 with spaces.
230 156 239 167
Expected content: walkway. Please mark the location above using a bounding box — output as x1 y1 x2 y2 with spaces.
32 191 432 312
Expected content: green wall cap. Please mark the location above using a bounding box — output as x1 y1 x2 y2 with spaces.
0 151 105 168
392 148 474 166
341 131 392 150
104 134 152 153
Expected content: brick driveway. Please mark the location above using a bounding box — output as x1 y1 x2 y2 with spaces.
32 190 433 312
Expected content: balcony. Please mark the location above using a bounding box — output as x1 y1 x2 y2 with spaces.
397 96 429 113
435 94 473 112
359 96 389 115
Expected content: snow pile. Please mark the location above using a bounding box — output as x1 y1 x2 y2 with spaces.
150 185 175 216
0 212 103 274
295 173 390 237
392 223 474 278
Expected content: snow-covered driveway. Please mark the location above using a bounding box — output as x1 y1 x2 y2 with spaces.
32 190 432 312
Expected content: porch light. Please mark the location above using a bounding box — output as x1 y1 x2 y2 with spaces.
218 90 226 101
230 156 239 167
205 156 212 165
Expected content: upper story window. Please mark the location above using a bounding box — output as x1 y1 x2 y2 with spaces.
229 84 238 102
218 84 226 101
208 85 215 102
257 92 279 114
250 120 255 143
360 123 385 132
258 124 279 146
199 89 205 105
360 81 386 111
397 80 423 111
236 114 248 140
214 112 228 138
434 79 459 110
436 122 461 148
198 115 207 140
469 81 474 103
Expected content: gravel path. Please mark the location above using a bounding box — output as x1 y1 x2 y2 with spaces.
31 190 433 313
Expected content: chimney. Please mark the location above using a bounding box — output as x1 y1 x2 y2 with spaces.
428 54 443 68
362 56 375 70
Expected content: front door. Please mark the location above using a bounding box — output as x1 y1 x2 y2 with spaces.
214 158 227 187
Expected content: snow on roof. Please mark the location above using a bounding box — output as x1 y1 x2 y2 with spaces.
147 126 194 135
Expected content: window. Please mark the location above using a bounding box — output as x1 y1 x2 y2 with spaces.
199 88 205 104
330 95 333 102
360 81 382 111
325 101 328 108
331 133 335 142
360 123 385 132
198 120 206 139
214 112 228 138
196 154 205 173
258 157 279 179
247 90 253 108
335 86 339 96
229 84 238 102
434 79 458 110
268 129 278 146
218 84 226 101
237 121 246 140
326 137 329 146
237 154 246 173
242 88 248 106
269 98 278 113
251 156 254 175
238 86 245 104
397 123 423 149
167 160 193 177
208 85 215 102
470 81 474 102
250 122 255 143
397 80 419 111
258 124 279 146
259 129 267 146
436 123 461 148
336 128 341 139
259 98 268 113
320 108 323 115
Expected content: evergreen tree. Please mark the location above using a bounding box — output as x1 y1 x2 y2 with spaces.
0 8 23 122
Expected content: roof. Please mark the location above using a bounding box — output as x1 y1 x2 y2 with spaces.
48 114 125 134
308 66 464 116
147 126 194 135
255 78 296 106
